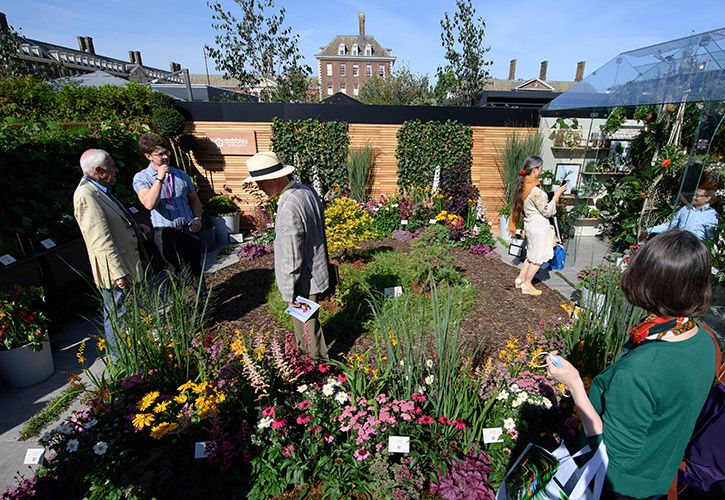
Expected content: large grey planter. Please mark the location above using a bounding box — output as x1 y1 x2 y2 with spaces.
0 339 54 387
499 214 511 243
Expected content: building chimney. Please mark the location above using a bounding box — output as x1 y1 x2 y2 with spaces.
539 60 548 81
84 37 95 54
170 62 181 72
508 59 516 80
77 36 87 52
0 13 9 33
134 51 142 65
575 61 586 82
358 11 365 37
129 50 136 63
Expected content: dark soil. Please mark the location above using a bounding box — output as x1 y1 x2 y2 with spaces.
209 240 565 358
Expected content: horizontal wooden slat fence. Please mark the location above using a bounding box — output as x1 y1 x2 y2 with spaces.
186 121 536 230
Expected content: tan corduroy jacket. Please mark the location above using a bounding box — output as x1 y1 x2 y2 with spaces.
73 178 141 289
274 183 329 303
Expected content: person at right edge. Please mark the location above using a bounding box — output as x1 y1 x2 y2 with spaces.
244 151 330 359
509 155 567 295
547 230 715 499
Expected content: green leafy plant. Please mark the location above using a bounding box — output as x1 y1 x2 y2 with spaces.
346 144 375 202
152 107 186 138
603 107 628 136
551 118 581 148
0 286 48 351
206 195 240 216
396 119 472 191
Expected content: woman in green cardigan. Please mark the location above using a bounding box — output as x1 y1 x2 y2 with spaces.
547 230 716 499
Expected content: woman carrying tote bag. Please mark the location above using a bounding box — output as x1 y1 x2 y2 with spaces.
546 231 715 499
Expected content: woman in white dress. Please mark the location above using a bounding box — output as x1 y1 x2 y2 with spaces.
508 156 567 295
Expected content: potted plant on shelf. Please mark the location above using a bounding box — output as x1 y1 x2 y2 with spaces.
539 170 556 192
0 285 54 387
550 118 581 148
206 195 241 245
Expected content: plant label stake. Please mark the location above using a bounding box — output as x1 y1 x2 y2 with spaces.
388 436 410 454
0 254 17 265
482 427 504 444
128 206 139 214
40 239 56 249
383 286 403 298
194 441 208 459
24 448 45 465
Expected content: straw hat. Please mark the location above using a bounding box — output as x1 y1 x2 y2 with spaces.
243 151 295 183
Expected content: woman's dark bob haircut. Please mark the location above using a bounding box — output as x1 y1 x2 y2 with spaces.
621 230 712 317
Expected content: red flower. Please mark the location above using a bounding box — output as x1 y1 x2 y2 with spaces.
416 415 434 425
640 192 647 198
282 444 295 457
308 425 322 434
452 419 466 430
297 400 312 410
261 406 276 417
34 331 42 337
661 159 672 168
1 324 7 330
337 374 347 383
437 415 450 425
411 392 426 403
271 418 286 429
317 364 330 374
0 332 4 338
296 414 312 425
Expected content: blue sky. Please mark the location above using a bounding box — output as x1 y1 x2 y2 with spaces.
3 0 723 83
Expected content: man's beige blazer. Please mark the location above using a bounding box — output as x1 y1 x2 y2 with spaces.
73 178 140 289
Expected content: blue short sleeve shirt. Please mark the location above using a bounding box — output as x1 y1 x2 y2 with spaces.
132 165 196 227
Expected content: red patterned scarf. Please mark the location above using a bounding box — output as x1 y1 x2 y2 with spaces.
629 315 697 345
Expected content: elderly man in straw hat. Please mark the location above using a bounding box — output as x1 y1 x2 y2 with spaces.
244 151 330 359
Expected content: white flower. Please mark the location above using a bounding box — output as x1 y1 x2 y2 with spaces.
57 423 73 435
542 397 552 410
66 439 79 453
322 383 335 396
496 390 509 401
512 398 523 408
84 419 98 430
93 441 108 456
519 392 529 403
509 383 521 393
503 418 516 431
424 375 435 385
392 203 399 208
425 359 434 369
327 377 342 387
334 392 349 404
258 417 273 429
399 360 405 367
296 384 308 393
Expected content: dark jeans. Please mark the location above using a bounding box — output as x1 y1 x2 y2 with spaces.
154 227 203 278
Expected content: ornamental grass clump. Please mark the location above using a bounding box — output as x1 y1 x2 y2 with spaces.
0 285 48 351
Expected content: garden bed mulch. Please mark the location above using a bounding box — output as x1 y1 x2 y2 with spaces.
209 241 565 358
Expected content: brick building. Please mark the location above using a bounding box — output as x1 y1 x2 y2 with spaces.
315 12 395 99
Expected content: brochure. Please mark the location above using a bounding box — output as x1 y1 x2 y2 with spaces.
284 296 320 323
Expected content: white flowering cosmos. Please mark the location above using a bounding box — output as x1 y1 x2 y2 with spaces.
66 439 79 452
424 375 435 385
509 383 521 393
93 441 108 456
426 359 434 369
503 418 516 431
496 390 509 401
258 417 274 429
322 383 335 396
334 392 349 404
296 384 308 393
542 397 553 410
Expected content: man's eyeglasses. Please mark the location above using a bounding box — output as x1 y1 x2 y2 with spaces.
151 151 170 158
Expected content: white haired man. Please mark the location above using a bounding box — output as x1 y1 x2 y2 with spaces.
74 149 148 356
244 151 330 359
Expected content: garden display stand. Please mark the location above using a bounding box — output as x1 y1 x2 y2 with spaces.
0 338 54 388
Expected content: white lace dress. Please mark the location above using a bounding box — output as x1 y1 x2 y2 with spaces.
523 186 556 264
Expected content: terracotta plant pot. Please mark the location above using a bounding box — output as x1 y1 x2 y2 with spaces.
0 339 54 387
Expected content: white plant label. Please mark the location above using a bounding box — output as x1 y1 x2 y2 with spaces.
482 427 504 444
429 219 437 225
383 286 403 298
127 206 139 214
40 239 56 249
0 254 17 265
266 223 275 229
388 435 410 454
400 220 408 225
229 233 245 244
24 448 45 465
431 165 441 193
194 441 208 459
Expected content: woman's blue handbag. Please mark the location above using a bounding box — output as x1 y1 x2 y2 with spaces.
549 217 566 270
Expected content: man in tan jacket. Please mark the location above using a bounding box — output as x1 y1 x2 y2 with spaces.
74 149 146 356
244 151 330 359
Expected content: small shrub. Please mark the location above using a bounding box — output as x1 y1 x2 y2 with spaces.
152 107 186 138
235 243 273 261
206 195 240 216
324 197 374 256
347 144 375 201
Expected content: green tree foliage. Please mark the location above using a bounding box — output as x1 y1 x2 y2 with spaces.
358 65 433 105
0 23 59 79
206 0 311 102
396 120 473 191
437 0 493 107
271 118 349 196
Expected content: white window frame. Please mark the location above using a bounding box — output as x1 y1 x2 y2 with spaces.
366 64 372 77
352 64 359 76
338 43 345 55
353 82 359 96
340 81 346 94
339 64 346 76
326 63 332 76
364 44 372 56
379 65 385 77
351 44 358 56
327 83 333 95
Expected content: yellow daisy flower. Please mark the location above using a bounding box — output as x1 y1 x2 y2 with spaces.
132 413 155 430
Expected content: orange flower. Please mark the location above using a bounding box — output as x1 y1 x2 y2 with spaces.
661 159 672 168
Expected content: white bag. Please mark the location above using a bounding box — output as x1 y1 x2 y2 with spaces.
496 440 608 500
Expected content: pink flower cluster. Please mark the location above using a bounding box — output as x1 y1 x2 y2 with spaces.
339 395 422 447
